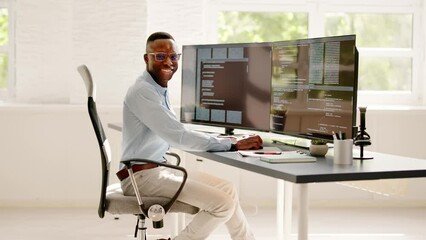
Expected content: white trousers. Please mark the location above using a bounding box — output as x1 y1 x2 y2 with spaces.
121 167 255 240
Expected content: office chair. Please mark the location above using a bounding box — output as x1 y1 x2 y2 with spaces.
77 64 199 240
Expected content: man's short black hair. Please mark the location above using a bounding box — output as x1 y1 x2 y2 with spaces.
146 32 175 45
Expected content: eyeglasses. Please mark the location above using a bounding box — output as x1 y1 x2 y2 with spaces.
147 52 181 62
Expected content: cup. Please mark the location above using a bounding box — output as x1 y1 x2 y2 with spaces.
333 139 353 165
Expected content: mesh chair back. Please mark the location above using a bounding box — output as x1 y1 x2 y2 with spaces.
78 65 111 218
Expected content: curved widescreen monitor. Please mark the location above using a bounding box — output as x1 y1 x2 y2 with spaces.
180 35 358 141
180 42 272 134
270 35 358 141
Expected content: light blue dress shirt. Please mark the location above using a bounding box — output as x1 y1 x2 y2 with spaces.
121 71 232 162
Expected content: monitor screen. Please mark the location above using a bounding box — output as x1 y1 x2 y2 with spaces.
180 42 272 134
270 35 358 141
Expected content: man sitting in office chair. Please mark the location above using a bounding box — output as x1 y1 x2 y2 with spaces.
120 31 263 240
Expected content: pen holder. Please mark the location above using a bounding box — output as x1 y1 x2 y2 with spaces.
333 139 353 165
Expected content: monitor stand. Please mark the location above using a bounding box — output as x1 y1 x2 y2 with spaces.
219 127 246 138
271 138 311 149
221 127 235 136
193 126 239 137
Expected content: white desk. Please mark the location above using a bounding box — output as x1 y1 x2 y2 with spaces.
108 123 426 240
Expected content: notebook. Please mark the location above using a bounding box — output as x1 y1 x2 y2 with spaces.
238 147 316 163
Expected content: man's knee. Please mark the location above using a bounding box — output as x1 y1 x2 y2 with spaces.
223 181 238 201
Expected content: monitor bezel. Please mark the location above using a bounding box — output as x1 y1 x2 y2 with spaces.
180 41 273 135
270 34 358 142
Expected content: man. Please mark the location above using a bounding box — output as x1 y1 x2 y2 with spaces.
120 31 262 240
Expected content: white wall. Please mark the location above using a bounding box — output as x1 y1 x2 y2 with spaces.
0 105 122 207
13 0 207 106
1 0 426 208
14 0 147 105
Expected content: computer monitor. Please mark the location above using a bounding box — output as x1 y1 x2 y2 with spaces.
270 35 358 142
180 42 272 135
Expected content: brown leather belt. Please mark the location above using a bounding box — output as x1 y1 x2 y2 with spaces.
116 163 159 181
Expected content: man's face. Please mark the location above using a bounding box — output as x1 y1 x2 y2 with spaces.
144 39 179 87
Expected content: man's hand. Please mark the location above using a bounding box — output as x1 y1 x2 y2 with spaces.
234 135 263 150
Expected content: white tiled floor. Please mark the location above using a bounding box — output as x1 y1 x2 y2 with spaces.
1 207 425 240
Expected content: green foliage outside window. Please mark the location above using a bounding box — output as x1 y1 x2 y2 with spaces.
0 54 7 88
0 8 7 45
358 57 411 91
0 8 8 88
325 13 412 48
218 11 308 43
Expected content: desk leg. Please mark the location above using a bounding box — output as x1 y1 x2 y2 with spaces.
277 180 293 240
297 184 309 240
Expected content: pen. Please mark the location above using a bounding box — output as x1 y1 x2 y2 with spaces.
332 131 337 140
253 151 282 155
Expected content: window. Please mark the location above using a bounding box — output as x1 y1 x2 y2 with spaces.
0 0 13 102
212 0 422 106
323 8 419 106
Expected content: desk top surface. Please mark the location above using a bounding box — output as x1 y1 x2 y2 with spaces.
187 147 426 184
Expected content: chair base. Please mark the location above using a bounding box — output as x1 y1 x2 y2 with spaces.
135 215 147 240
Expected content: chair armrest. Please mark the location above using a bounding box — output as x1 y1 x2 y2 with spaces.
121 158 187 217
166 151 181 166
